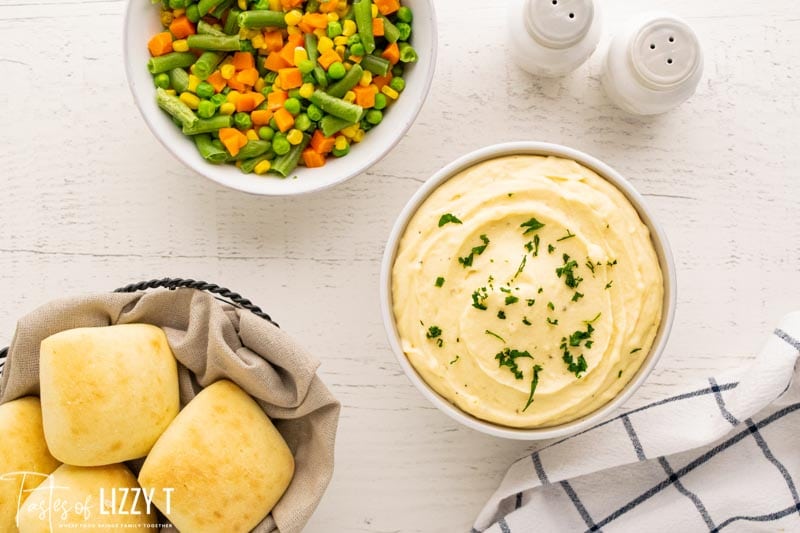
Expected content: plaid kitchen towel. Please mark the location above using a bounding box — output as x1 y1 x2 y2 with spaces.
473 312 800 533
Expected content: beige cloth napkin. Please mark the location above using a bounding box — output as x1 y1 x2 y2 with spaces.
0 288 340 533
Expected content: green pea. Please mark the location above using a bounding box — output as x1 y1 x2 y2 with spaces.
153 73 171 89
391 64 405 77
328 62 346 80
389 77 405 92
258 127 275 141
332 145 350 157
295 113 312 131
396 22 411 41
272 134 291 155
234 112 252 130
186 4 200 23
288 88 302 100
327 21 343 38
210 93 227 107
284 97 302 116
366 109 383 125
269 117 279 130
306 104 323 122
260 85 273 97
373 93 388 110
298 59 315 74
396 6 413 23
349 43 366 57
239 40 255 54
347 34 361 46
196 81 215 99
197 100 216 118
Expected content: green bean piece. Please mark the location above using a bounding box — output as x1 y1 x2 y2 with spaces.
240 152 276 174
271 134 310 177
234 140 272 161
213 0 236 15
396 6 413 23
360 54 390 76
153 72 171 89
310 91 364 123
313 66 329 88
156 88 198 128
238 10 288 29
224 7 241 34
305 0 320 13
147 52 196 74
306 103 324 122
186 4 200 23
197 0 223 17
354 0 375 54
169 0 187 8
396 22 411 41
168 67 190 93
326 63 363 98
194 133 228 163
305 33 319 62
318 115 355 137
398 42 418 63
186 34 241 51
380 15 400 43
193 51 225 80
342 5 354 21
181 115 233 135
197 20 226 36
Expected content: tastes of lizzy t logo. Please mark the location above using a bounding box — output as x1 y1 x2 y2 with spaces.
1 471 173 530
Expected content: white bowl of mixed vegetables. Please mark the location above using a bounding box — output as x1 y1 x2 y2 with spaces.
124 0 436 195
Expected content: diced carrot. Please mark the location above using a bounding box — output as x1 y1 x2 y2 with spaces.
236 68 259 86
264 31 284 52
273 107 295 132
227 76 246 92
381 42 400 65
353 84 378 108
310 129 336 154
375 0 400 15
206 71 227 93
302 148 326 168
148 32 173 57
251 109 273 126
251 92 265 107
219 128 247 157
267 90 288 110
231 51 255 71
298 21 314 34
169 16 196 39
318 0 338 13
373 74 393 89
302 13 329 29
264 52 291 72
278 68 303 90
372 18 385 37
281 0 303 9
235 94 258 112
317 49 341 70
279 34 304 66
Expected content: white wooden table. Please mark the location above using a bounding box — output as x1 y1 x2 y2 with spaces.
1 0 798 531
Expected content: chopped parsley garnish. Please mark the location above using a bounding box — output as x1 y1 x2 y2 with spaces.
525 241 533 252
538 287 544 294
426 326 442 339
572 292 584 302
618 370 623 378
523 364 543 412
497 310 507 320
585 312 602 324
630 347 642 354
485 330 506 342
438 213 462 227
556 254 583 289
512 255 527 281
522 316 532 326
495 348 532 380
556 229 576 241
560 323 594 378
547 244 555 254
471 287 489 310
526 299 535 306
569 324 594 347
435 277 445 288
607 259 618 266
586 260 596 274
563 352 587 377
605 281 614 289
459 234 490 268
546 317 558 325
450 355 460 365
520 217 545 235
547 301 555 311
526 235 541 256
505 295 519 305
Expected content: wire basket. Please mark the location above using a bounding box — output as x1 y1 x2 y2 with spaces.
0 278 278 375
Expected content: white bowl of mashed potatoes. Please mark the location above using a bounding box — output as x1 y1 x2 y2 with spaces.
380 142 676 440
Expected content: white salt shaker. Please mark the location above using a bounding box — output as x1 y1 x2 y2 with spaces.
508 0 602 77
601 12 704 115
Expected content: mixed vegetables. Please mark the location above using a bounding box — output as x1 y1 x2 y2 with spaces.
147 0 417 177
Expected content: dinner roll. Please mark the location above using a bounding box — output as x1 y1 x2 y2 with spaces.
0 397 61 532
39 324 180 466
17 463 157 532
138 380 295 533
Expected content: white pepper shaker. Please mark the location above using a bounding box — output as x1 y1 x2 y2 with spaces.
601 12 704 115
508 0 602 77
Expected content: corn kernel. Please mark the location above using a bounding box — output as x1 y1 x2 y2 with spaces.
381 85 399 100
254 78 266 92
160 10 174 27
342 19 356 37
254 160 272 175
220 64 236 80
246 129 259 141
172 39 189 53
371 3 378 17
287 129 304 145
251 34 265 49
173 8 185 16
272 81 282 91
299 82 315 99
219 102 236 115
226 90 241 103
179 92 200 109
334 136 348 151
237 0 247 9
359 70 373 87
335 45 346 59
327 13 339 22
353 129 365 143
165 89 176 96
313 28 327 38
341 124 359 138
343 90 356 103
333 36 348 46
269 0 281 9
318 36 334 53
294 47 309 65
285 10 303 26
287 26 301 36
186 75 200 93
343 61 351 70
